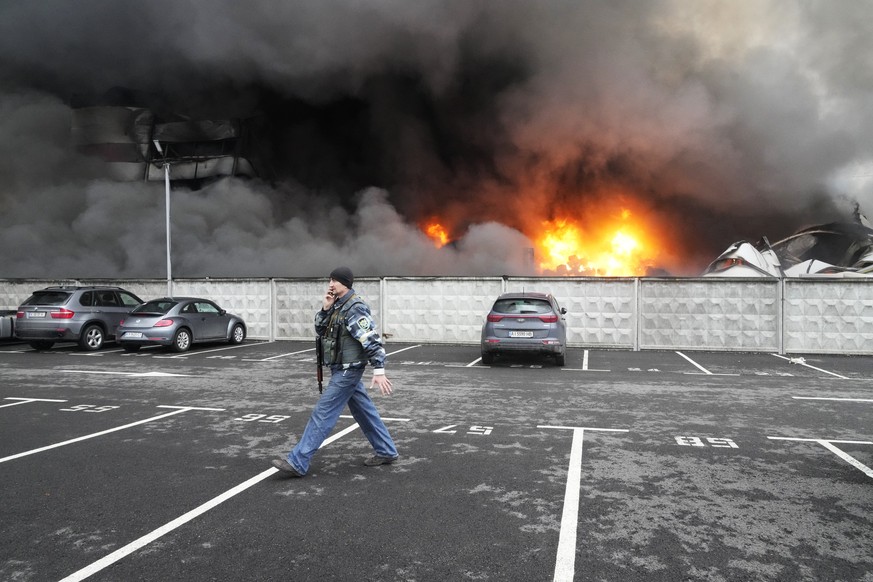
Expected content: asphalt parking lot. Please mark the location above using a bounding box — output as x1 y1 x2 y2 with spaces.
1 340 871 581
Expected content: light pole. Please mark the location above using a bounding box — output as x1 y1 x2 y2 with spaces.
153 140 173 296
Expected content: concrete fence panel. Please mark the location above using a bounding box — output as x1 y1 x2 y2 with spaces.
274 278 382 341
382 277 503 343
784 279 873 354
1 280 83 309
506 277 637 348
171 279 273 340
639 279 780 352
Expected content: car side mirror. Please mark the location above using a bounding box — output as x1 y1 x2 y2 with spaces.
561 307 567 314
219 309 227 316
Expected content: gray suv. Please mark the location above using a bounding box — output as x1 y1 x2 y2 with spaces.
480 292 568 366
15 286 144 351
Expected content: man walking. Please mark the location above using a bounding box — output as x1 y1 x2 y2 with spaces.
272 267 399 477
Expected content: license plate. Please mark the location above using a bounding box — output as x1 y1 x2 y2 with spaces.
123 332 143 339
508 331 534 338
27 312 46 318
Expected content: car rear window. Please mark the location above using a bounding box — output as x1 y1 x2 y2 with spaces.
119 291 143 306
492 298 553 315
132 300 177 314
22 291 72 306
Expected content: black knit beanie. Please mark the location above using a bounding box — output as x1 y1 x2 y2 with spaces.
329 266 354 288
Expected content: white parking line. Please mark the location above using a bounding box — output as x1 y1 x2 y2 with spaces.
58 417 411 582
243 347 314 362
386 345 422 356
675 351 712 374
538 425 629 582
1 397 68 408
0 405 223 464
119 345 164 354
242 344 420 364
768 437 873 478
60 370 191 378
560 350 611 372
793 396 873 403
465 357 482 367
340 414 412 422
157 341 270 359
771 354 849 379
59 467 282 582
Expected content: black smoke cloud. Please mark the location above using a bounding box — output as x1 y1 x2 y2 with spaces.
0 0 871 278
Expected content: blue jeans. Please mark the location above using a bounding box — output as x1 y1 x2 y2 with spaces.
287 365 398 475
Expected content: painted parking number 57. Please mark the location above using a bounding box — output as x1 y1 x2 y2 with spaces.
675 436 738 448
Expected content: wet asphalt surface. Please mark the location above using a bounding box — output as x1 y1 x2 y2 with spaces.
0 340 871 581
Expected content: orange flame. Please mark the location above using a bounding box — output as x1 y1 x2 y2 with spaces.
424 221 450 248
535 209 656 276
418 195 665 276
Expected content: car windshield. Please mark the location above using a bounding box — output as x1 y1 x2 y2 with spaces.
23 291 71 306
492 298 552 315
132 300 177 315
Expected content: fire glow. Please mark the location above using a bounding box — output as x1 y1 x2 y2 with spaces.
424 222 450 248
421 207 660 276
536 210 656 276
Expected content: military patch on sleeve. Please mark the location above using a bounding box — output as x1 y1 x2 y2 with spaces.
357 317 371 331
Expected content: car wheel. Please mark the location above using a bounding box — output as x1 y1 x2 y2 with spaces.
229 323 245 345
123 345 141 353
171 328 191 353
481 352 494 365
79 324 105 351
30 340 54 351
555 353 565 366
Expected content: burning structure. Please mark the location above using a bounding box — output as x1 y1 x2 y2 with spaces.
1 2 872 279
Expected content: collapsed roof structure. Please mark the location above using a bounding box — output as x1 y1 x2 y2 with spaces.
703 206 873 278
71 105 266 183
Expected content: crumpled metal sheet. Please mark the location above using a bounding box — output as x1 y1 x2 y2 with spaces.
152 119 239 143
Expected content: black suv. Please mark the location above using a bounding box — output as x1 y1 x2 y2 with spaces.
15 286 144 351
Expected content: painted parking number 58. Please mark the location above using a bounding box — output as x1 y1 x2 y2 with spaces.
675 436 738 448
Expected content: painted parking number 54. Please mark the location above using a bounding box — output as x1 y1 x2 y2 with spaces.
675 436 738 448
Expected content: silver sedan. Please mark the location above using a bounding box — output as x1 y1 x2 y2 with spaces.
117 297 246 353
